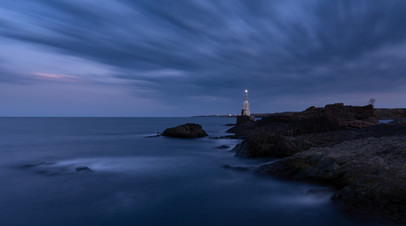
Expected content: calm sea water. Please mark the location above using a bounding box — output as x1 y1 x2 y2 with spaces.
0 117 394 226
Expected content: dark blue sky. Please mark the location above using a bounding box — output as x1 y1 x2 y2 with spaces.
1 0 406 116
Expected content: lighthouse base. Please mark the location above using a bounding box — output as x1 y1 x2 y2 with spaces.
236 115 255 125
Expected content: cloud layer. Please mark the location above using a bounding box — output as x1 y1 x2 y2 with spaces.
1 0 406 115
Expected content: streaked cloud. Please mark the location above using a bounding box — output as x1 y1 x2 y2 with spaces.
1 0 406 115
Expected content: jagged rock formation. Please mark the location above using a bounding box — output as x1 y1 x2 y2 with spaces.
162 123 208 138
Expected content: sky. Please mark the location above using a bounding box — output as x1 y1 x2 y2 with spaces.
1 0 406 116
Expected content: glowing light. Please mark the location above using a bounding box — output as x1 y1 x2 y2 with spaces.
245 89 248 93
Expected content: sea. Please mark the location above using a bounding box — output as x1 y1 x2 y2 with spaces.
0 117 395 226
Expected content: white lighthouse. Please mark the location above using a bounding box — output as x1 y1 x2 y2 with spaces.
241 89 250 116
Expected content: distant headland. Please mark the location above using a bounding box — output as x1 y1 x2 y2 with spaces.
195 108 406 120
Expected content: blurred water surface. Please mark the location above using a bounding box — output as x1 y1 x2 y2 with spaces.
0 117 394 226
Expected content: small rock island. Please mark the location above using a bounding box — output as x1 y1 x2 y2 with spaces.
162 123 208 138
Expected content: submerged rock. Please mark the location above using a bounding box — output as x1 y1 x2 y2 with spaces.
144 132 161 138
20 162 93 175
22 162 55 168
216 145 230 149
222 164 254 172
76 166 93 172
162 123 208 138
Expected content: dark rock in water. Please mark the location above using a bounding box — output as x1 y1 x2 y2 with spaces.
225 123 236 126
76 166 93 172
216 145 230 149
21 162 94 175
144 132 161 138
255 136 406 223
36 170 58 176
162 123 208 138
21 162 60 176
222 164 253 172
22 162 55 168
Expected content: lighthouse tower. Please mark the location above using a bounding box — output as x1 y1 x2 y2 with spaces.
241 89 250 116
236 89 254 125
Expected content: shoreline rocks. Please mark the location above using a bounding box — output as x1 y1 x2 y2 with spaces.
255 136 406 223
230 103 378 158
227 103 406 223
162 123 208 138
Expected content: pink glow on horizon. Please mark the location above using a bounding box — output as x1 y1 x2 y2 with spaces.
33 72 79 81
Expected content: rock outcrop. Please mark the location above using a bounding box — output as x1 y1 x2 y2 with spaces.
375 108 406 119
231 103 378 158
236 115 255 125
255 136 406 223
226 103 406 223
162 123 208 138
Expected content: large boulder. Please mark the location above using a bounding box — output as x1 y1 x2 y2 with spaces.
162 123 208 138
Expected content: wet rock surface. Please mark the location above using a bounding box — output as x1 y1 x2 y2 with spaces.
162 123 208 138
255 136 406 223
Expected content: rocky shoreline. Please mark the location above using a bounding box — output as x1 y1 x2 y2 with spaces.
228 103 406 223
